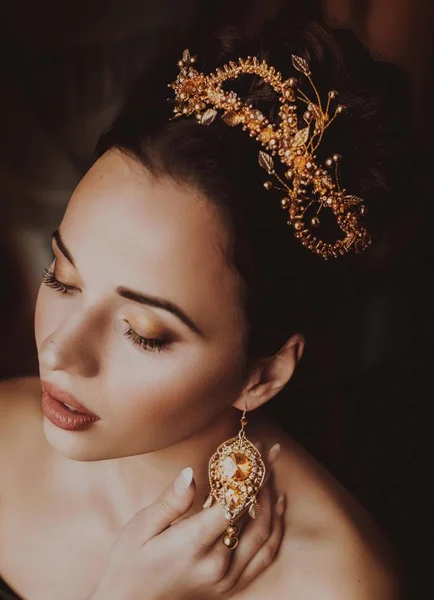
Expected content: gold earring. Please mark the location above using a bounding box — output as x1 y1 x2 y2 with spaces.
202 393 266 549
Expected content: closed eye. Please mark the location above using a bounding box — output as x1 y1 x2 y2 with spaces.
123 327 169 353
42 266 170 353
42 266 79 296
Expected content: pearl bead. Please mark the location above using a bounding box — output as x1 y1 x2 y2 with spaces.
263 181 273 190
328 90 338 99
325 158 333 167
226 525 239 535
223 535 238 549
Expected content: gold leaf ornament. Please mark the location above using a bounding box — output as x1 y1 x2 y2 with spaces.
248 501 260 519
222 111 243 126
258 150 275 174
200 108 218 125
291 54 311 77
182 49 191 64
292 127 310 148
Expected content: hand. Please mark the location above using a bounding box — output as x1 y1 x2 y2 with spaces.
89 442 284 600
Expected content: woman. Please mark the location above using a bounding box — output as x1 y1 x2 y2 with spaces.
0 18 408 600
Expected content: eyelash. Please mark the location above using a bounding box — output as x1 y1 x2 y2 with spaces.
42 266 78 296
42 265 169 353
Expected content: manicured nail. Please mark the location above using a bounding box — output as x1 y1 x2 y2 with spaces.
174 466 194 496
268 443 281 464
275 493 285 516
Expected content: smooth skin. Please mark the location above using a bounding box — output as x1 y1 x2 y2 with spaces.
0 149 402 599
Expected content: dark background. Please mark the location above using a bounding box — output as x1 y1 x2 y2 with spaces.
1 1 433 598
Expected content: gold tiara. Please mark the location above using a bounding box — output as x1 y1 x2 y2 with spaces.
167 49 371 259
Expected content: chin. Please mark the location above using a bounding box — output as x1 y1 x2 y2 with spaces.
42 417 108 461
42 418 160 461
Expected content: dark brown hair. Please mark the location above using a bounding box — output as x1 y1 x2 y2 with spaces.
95 18 411 378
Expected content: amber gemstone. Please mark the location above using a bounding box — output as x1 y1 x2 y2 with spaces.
224 486 241 510
222 452 253 481
221 452 253 481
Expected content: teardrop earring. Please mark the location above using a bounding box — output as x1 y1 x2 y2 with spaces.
202 393 266 549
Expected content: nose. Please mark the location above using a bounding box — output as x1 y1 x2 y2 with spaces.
38 305 105 378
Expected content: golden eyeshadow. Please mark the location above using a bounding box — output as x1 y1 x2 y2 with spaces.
54 265 76 284
128 313 169 338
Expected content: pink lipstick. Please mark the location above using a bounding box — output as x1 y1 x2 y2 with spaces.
41 381 100 431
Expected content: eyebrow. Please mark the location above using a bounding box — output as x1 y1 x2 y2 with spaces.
51 229 205 338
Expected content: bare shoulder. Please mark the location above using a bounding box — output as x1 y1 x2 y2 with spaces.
240 414 403 600
273 493 402 600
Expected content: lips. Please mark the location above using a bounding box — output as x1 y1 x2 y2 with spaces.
41 380 99 418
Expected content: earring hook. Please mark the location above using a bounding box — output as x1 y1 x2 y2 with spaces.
240 391 249 432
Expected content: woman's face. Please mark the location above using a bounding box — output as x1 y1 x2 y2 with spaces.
35 149 248 461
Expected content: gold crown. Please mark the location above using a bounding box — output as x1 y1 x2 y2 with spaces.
167 49 371 259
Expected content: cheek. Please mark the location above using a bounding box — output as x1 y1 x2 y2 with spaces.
102 341 243 451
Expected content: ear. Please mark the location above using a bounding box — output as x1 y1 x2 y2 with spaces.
232 333 305 411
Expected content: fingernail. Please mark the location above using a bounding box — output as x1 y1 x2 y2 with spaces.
276 493 285 516
268 443 281 463
174 466 194 496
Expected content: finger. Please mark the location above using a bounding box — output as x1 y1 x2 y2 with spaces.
126 466 196 545
230 493 286 595
265 439 281 470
